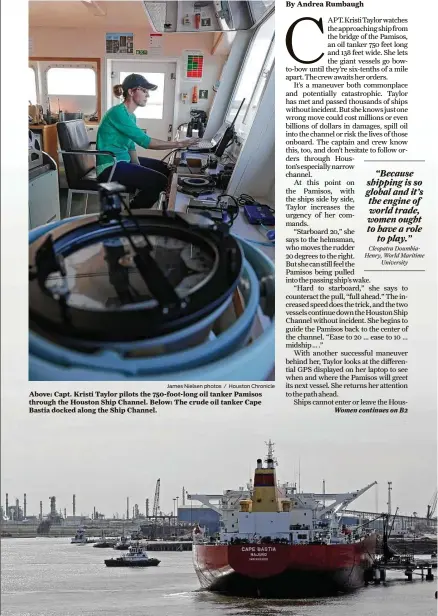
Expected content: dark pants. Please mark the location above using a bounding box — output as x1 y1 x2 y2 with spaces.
98 157 170 208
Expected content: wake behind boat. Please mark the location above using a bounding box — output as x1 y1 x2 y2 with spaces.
105 543 160 567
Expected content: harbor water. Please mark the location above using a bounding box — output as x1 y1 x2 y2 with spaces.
2 539 436 616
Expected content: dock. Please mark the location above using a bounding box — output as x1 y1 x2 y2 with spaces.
366 557 436 585
142 541 192 551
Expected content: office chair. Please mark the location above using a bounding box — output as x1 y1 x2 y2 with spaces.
57 119 119 217
58 120 171 216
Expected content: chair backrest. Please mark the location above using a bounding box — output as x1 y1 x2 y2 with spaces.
57 120 94 187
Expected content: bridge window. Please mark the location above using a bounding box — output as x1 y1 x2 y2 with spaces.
225 11 274 136
42 64 99 118
47 67 96 96
248 0 275 23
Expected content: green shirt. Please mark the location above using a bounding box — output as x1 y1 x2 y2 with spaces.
96 103 152 176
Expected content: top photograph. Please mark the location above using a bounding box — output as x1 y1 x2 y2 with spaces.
27 0 275 382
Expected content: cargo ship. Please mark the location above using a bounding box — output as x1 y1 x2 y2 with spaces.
191 444 377 597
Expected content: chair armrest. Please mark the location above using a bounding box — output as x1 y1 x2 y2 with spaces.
58 148 115 159
58 149 118 181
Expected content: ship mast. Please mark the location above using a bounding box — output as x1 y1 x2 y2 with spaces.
265 440 277 466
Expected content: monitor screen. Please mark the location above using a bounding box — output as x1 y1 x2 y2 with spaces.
211 126 227 147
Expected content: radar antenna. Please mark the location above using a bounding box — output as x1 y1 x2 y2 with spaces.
265 440 277 466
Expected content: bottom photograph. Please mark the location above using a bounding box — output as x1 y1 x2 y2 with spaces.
1 413 437 616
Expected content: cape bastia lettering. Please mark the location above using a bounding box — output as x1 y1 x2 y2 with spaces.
241 546 277 552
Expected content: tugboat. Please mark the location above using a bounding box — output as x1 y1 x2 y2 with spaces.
113 535 130 550
71 526 89 544
93 530 116 548
105 542 160 567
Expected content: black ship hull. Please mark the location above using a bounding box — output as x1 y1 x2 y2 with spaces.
197 566 367 598
105 558 160 568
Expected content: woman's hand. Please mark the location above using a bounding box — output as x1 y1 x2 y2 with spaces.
177 138 200 148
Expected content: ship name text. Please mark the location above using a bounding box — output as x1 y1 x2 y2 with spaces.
241 546 277 552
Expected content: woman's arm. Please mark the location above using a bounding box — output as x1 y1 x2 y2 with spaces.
148 137 199 150
129 150 140 164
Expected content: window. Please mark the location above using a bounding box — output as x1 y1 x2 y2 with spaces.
248 0 275 24
29 66 37 104
120 72 165 120
244 41 274 129
225 12 274 135
47 67 96 95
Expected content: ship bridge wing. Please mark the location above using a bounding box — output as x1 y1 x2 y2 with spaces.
188 490 249 514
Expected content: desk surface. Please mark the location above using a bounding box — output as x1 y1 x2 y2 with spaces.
169 153 275 259
29 123 56 130
172 180 275 262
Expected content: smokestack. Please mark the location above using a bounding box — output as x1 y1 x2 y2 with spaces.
73 494 76 517
182 487 186 506
15 498 20 521
24 494 27 518
127 497 129 520
39 501 43 520
5 493 9 517
64 508 67 519
93 506 96 520
387 481 392 515
145 498 149 518
256 458 262 469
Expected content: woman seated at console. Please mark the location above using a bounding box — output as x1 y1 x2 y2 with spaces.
96 73 197 208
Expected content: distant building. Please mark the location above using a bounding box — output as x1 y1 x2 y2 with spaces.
6 505 23 521
178 505 220 534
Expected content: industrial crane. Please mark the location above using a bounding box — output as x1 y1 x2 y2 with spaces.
153 479 160 518
426 490 437 521
149 479 161 540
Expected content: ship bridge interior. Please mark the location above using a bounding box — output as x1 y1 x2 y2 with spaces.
28 1 276 382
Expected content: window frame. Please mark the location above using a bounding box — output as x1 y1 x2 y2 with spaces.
241 36 274 131
28 63 39 106
29 57 102 120
224 10 275 138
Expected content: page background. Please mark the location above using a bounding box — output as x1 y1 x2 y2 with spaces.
1 0 436 519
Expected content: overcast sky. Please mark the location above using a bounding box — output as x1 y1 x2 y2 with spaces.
2 401 435 519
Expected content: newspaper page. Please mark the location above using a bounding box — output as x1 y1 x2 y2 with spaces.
1 0 437 614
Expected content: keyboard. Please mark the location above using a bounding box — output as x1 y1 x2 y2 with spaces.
187 140 215 151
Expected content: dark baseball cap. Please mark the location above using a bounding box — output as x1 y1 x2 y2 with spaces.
122 73 157 91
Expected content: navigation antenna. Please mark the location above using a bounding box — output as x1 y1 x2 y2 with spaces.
265 440 277 466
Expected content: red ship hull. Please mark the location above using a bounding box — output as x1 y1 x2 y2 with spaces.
193 536 376 597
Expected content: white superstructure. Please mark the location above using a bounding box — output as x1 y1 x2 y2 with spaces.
190 448 376 546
